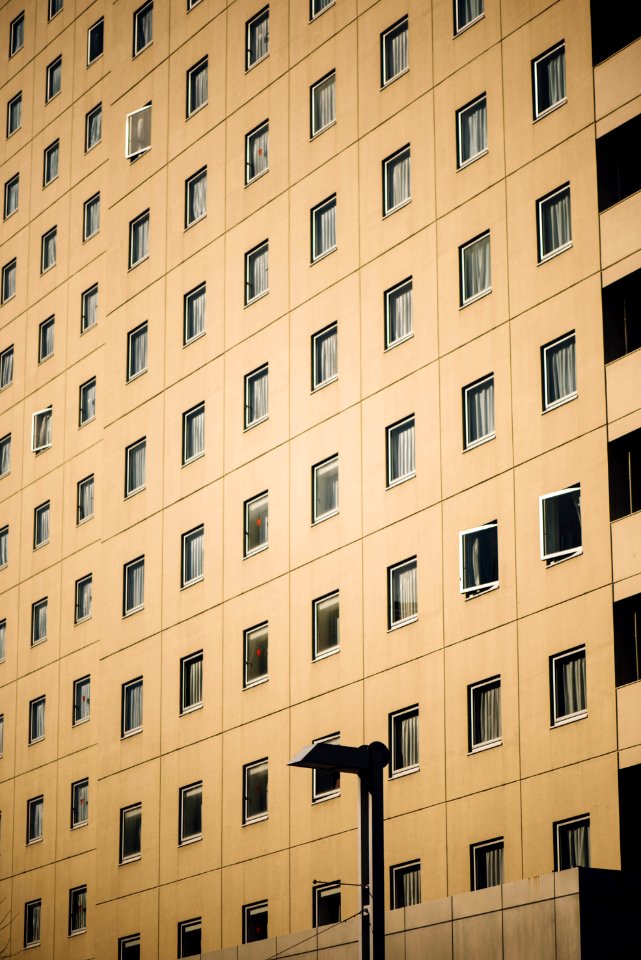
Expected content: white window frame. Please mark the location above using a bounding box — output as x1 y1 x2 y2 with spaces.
1 259 17 303
38 316 55 363
244 364 269 429
9 12 25 58
43 139 59 187
46 55 62 103
244 492 269 557
87 17 104 66
127 321 148 381
184 283 206 345
311 322 338 390
129 209 150 267
554 815 590 871
27 795 44 844
41 226 57 273
390 860 421 910
77 475 94 524
133 0 153 56
69 885 87 936
31 407 53 453
389 705 419 777
246 7 269 71
456 93 488 169
48 0 63 20
24 900 42 948
311 733 340 803
182 402 205 464
542 332 577 411
313 881 341 926
244 622 268 688
245 120 269 184
551 646 587 726
386 415 416 488
310 0 334 20
533 42 567 121
31 598 48 645
4 174 19 220
85 103 102 152
459 522 499 596
383 145 411 216
80 283 98 333
310 71 336 138
463 374 495 449
454 0 484 35
0 525 8 569
388 557 418 630
243 758 268 824
311 194 337 262
33 501 50 549
0 435 11 478
7 93 22 137
120 803 142 863
185 167 207 228
0 346 14 388
121 678 143 737
312 454 339 523
537 183 572 263
179 781 202 844
186 57 208 117
178 919 202 958
125 107 152 160
245 241 269 305
29 696 46 744
460 231 491 306
71 778 89 828
79 377 96 426
83 193 100 241
243 901 268 944
313 590 340 661
123 556 145 615
181 525 204 588
471 837 504 890
72 675 91 724
468 676 502 752
381 16 409 87
180 651 203 713
539 484 582 565
125 438 146 497
384 277 413 350
119 935 141 959
74 576 92 625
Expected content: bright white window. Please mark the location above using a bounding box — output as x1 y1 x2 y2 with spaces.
83 193 100 241
125 438 146 497
381 17 409 86
123 556 145 615
77 475 94 523
243 901 268 943
313 592 339 660
246 121 269 183
31 598 48 645
87 18 104 65
389 705 419 775
313 455 338 522
311 195 337 262
69 886 87 935
245 242 268 304
311 732 341 802
245 364 269 428
464 374 495 449
122 678 143 736
75 575 92 624
460 522 498 596
0 346 13 388
39 316 55 362
539 484 582 565
29 696 46 744
125 106 151 160
538 184 572 262
555 815 589 870
46 56 62 102
85 104 102 151
182 525 204 587
551 647 586 725
179 782 202 843
182 402 205 463
244 622 268 687
129 210 149 266
4 174 19 219
127 322 148 381
388 558 417 629
185 168 207 227
187 57 208 117
43 139 59 186
311 0 334 19
79 377 96 425
0 435 11 478
313 882 341 926
469 677 501 751
244 492 268 556
311 72 335 137
133 1 153 55
181 651 203 713
460 232 491 305
71 779 89 827
243 759 268 822
178 920 201 958
0 526 8 568
542 332 576 411
7 93 22 137
32 407 53 452
1 259 17 303
41 227 57 272
457 94 487 168
10 12 25 57
533 42 566 120
390 861 421 909
387 416 415 487
246 7 269 70
24 900 41 947
312 323 337 390
471 838 503 890
73 675 91 723
120 803 142 862
33 501 50 548
385 278 413 348
455 0 484 35
184 283 206 344
383 146 410 215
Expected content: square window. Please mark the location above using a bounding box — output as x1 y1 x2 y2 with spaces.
554 815 589 870
390 860 421 909
460 231 491 305
185 167 207 227
179 782 202 843
79 377 96 425
41 226 57 272
7 93 22 137
311 72 335 137
122 678 143 737
533 42 566 119
69 886 87 936
471 838 503 890
388 558 417 629
187 57 208 117
311 0 334 18
457 94 487 168
123 557 145 615
27 795 43 843
10 12 25 57
43 139 59 186
246 7 269 69
33 501 50 548
0 346 14 388
77 475 94 524
2 259 17 303
243 901 268 943
81 283 98 332
46 56 62 102
87 18 104 65
127 322 148 381
312 733 340 802
119 935 141 960
459 522 499 596
389 705 419 776
381 17 409 86
38 316 55 362
542 332 576 410
463 374 495 449
538 184 572 262
71 778 89 827
385 278 413 348
31 407 52 452
313 591 339 660
245 364 269 428
312 323 337 390
129 210 149 266
24 900 41 948
178 918 201 959
245 241 269 304
311 195 337 262
29 696 46 744
31 598 48 645
73 675 91 723
75 576 92 624
182 402 205 463
244 492 268 556
120 803 142 862
387 416 415 487
126 105 152 159
313 455 339 522
133 1 153 55
469 677 501 751
0 525 7 568
85 103 102 151
184 283 206 344
246 121 269 183
49 0 63 18
539 484 582 565
244 622 268 688
551 647 586 725
383 146 410 215
83 193 100 240
243 759 268 823
182 525 204 587
125 438 146 497
4 174 19 219
0 435 11 478
455 0 484 34
313 882 341 926
181 651 203 713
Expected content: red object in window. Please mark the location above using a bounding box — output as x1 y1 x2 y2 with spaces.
256 517 261 526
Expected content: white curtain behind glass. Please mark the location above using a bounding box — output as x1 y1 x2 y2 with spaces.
249 246 268 299
466 377 494 444
30 799 43 839
386 23 408 79
191 63 208 110
390 419 415 481
314 327 337 386
386 151 410 211
34 601 47 641
127 442 146 493
1 348 13 386
13 15 24 49
79 478 94 519
401 867 420 907
564 822 589 868
88 107 102 147
250 13 269 62
76 677 90 719
86 198 100 236
315 460 338 517
483 846 503 887
314 200 336 258
184 529 204 582
400 711 418 768
188 173 207 223
41 320 54 359
538 46 566 111
189 657 203 705
30 904 41 944
129 327 147 376
83 288 98 329
132 215 149 263
44 231 56 268
0 438 9 475
463 526 497 590
75 781 89 822
474 683 501 744
3 264 16 301
74 891 87 929
0 529 7 567
393 562 417 622
186 287 205 341
557 652 586 717
543 489 581 557
388 282 412 344
186 407 205 459
32 699 45 739
81 381 96 421
50 60 61 96
460 97 487 163
313 75 335 134
458 0 484 28
249 126 269 179
36 504 50 544
127 560 144 610
6 178 18 214
248 368 268 423
137 7 152 48
77 578 92 620
542 189 571 256
126 682 143 730
546 336 575 405
463 234 490 301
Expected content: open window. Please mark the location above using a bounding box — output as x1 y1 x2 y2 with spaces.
31 408 53 453
125 105 152 159
539 485 582 565
459 523 498 596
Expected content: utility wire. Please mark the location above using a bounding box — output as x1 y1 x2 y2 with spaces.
263 907 366 960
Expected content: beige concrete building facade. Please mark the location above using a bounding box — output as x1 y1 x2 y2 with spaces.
1 0 640 956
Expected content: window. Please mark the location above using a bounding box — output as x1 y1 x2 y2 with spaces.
29 696 46 744
388 558 417 628
185 168 207 227
127 322 148 381
243 901 268 943
387 416 415 487
312 734 340 802
7 93 22 137
542 332 576 411
244 623 268 687
79 377 96 425
455 0 484 34
187 57 208 117
459 522 499 596
182 402 205 463
34 501 50 548
311 195 337 262
123 557 145 615
460 232 491 305
383 146 410 215
31 598 48 645
77 475 94 523
46 56 62 102
77 290 96 339
129 210 149 266
4 174 19 219
178 919 201 959
602 268 641 363
41 226 57 272
243 759 268 823
533 42 566 119
614 593 641 686
313 591 339 660
471 839 503 890
49 0 63 18
179 782 202 844
246 7 269 69
313 882 341 926
73 675 91 724
244 492 268 556
184 283 206 344
87 18 104 65
83 193 100 241
122 678 143 736
27 795 44 843
311 72 335 137
69 886 87 936
245 365 269 428
181 651 203 712
245 241 269 304
608 427 641 521
537 184 572 262
381 17 408 86
390 861 421 909
551 647 587 725
389 706 419 776
312 322 337 390
597 114 641 212
539 485 582 565
385 278 413 349
75 576 92 624
133 1 153 55
311 0 334 18
32 407 52 452
0 436 10 478
120 803 142 862
1 259 17 303
9 12 25 57
187 0 202 9
0 526 7 568
0 346 13 389
246 121 269 183
39 316 55 362
119 935 141 960
126 105 152 159
85 104 102 151
0 713 3 752
24 900 41 948
312 456 338 522
554 816 589 870
43 140 59 186
182 526 204 587
71 778 89 827
469 677 501 751
457 94 487 168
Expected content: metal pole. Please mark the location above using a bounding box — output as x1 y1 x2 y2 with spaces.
358 773 371 960
367 743 387 960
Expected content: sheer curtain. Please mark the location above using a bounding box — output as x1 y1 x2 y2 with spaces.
81 381 96 421
88 107 102 147
32 700 45 739
475 682 501 744
564 822 589 868
30 904 41 944
539 46 566 109
44 231 56 268
129 326 147 376
250 13 269 63
49 60 61 96
0 438 10 476
6 177 18 215
0 529 7 567
188 173 207 223
83 287 98 329
126 682 143 731
249 246 268 299
400 711 418 768
484 845 503 887
191 62 208 110
387 150 410 211
387 22 408 78
546 336 575 405
13 14 24 49
186 406 205 459
127 560 144 610
458 0 484 28
249 125 269 178
186 286 206 341
388 281 413 344
34 601 47 641
315 460 338 517
463 234 491 301
30 799 43 840
189 657 203 704
86 197 100 236
79 478 94 520
41 320 54 359
393 561 417 622
463 526 497 591
132 215 149 263
466 377 494 444
390 419 415 480
313 75 335 133
3 263 16 301
184 529 204 583
542 188 571 255
557 652 586 716
75 890 87 929
48 145 59 181
249 368 268 423
1 348 13 386
315 326 337 386
128 442 146 493
314 200 336 258
36 504 50 544
77 578 92 621
75 781 89 822
76 677 91 719
401 867 420 907
137 6 152 48
460 97 487 162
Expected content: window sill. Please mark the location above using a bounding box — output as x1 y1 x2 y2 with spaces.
121 728 142 740
468 739 502 755
381 66 409 90
243 813 268 826
41 263 56 275
383 197 411 219
311 375 338 393
543 392 577 414
463 582 499 600
24 942 41 950
184 330 206 348
533 98 567 123
185 213 207 232
389 765 419 780
79 416 96 428
120 854 141 864
244 543 269 560
74 615 91 626
244 675 269 690
31 637 47 647
6 128 21 140
77 515 94 526
28 737 45 746
128 254 150 272
310 120 336 141
245 53 269 73
33 540 49 550
460 287 492 309
464 432 496 452
454 12 484 36
457 148 488 171
26 837 43 846
387 615 418 633
38 353 53 365
85 139 102 154
244 290 269 308
72 715 90 726
310 0 335 21
544 548 582 567
45 91 61 106
187 101 208 120
538 241 573 265
312 790 340 804
71 821 88 831
244 414 269 431
87 53 104 68
180 702 204 716
245 168 269 187
43 175 59 189
83 231 99 244
551 711 587 728
123 605 144 617
125 485 145 499
313 645 340 662
312 508 339 525
69 928 87 937
311 245 337 265
133 41 153 59
387 471 416 490
182 452 205 467
181 576 204 590
385 331 414 351
126 368 148 384
3 208 18 222
178 834 202 846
